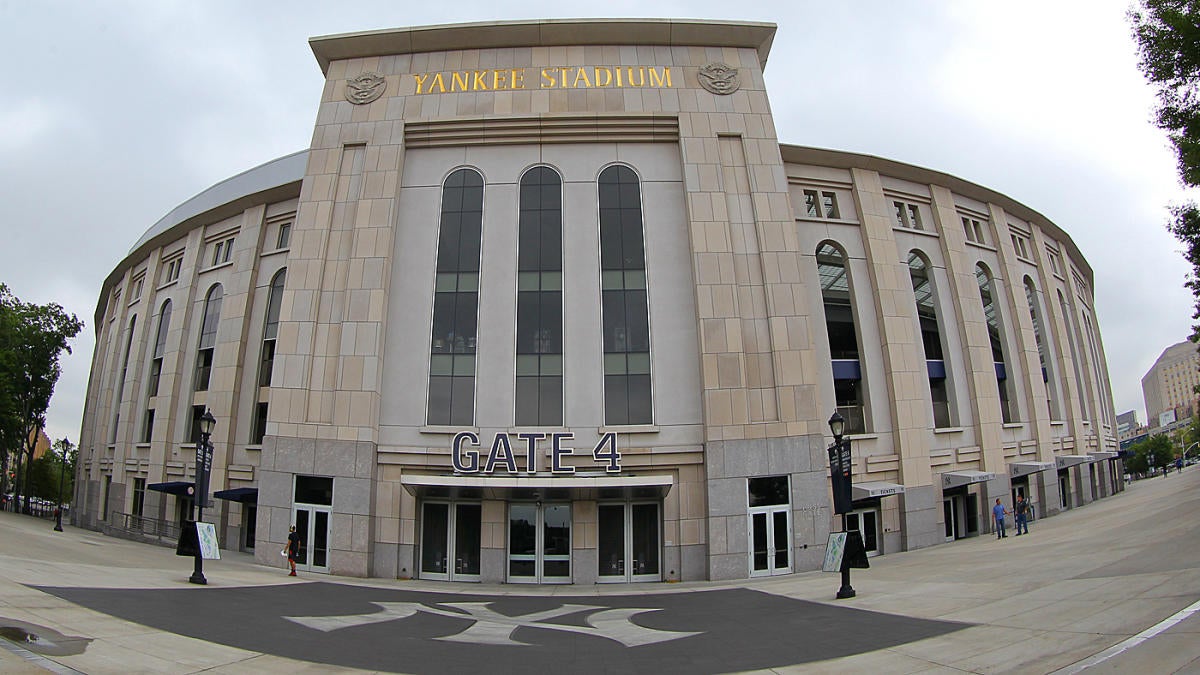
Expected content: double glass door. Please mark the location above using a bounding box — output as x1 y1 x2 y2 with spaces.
420 502 481 581
509 503 571 583
748 507 791 576
292 505 330 573
598 503 660 582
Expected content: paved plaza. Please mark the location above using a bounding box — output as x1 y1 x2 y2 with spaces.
1 468 1199 674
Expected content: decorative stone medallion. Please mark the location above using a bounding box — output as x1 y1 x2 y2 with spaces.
345 72 386 105
697 62 741 95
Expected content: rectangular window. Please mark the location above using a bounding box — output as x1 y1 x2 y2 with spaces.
163 257 182 284
1010 233 1031 259
893 200 923 230
962 216 987 245
132 477 146 519
194 348 213 391
210 236 235 266
802 189 840 219
277 222 292 249
148 358 163 397
132 276 144 301
189 405 207 445
252 401 268 445
141 409 155 443
258 340 275 387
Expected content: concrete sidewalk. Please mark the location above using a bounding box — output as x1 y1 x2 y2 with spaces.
1 468 1198 673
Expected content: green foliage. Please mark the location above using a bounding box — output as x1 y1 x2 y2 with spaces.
26 439 75 503
1125 434 1177 474
1131 1 1200 337
0 283 84 500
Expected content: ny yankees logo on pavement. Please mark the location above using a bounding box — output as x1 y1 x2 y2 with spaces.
285 601 701 647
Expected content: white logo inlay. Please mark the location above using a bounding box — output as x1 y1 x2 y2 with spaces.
285 601 700 647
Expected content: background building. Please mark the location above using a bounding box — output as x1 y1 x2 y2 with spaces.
1142 340 1200 430
75 18 1120 583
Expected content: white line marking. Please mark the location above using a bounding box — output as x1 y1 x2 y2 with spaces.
1051 597 1200 674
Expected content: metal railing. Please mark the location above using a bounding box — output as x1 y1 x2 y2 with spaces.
114 512 182 542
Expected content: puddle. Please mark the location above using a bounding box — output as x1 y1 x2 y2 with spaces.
0 620 90 656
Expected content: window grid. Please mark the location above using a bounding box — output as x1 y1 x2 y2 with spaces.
599 166 652 425
516 167 564 426
210 236 235 267
802 189 841 219
427 169 484 426
892 200 924 231
961 216 987 245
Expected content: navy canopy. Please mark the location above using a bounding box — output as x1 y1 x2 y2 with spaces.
213 487 258 503
148 481 193 496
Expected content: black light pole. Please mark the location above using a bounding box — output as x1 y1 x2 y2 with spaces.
190 409 216 585
53 438 69 532
829 412 855 600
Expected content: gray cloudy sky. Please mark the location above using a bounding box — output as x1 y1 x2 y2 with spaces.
0 1 1190 444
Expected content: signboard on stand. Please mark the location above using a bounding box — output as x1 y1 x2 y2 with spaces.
195 522 220 560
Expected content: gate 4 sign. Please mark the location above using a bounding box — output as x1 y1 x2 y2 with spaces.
452 432 621 474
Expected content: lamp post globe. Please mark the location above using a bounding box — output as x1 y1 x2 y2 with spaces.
828 412 845 442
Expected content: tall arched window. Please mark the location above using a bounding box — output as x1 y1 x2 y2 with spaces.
194 284 222 394
599 165 652 425
1080 309 1110 425
142 300 172 442
253 269 286 444
110 315 137 445
516 167 563 426
975 265 1014 422
818 242 866 433
908 251 952 428
428 169 483 426
1024 277 1061 419
1058 290 1089 420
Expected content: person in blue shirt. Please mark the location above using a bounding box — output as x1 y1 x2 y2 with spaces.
992 498 1009 539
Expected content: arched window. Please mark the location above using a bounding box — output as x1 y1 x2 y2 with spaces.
194 284 223 393
1080 309 1110 425
253 269 286 444
110 315 137 445
908 251 952 427
818 242 866 433
141 300 172 442
516 167 563 425
1058 290 1089 420
599 165 652 425
1024 277 1061 419
428 169 483 426
975 265 1014 422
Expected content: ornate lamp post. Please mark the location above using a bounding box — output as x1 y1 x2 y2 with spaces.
828 412 855 599
190 409 216 585
53 438 70 532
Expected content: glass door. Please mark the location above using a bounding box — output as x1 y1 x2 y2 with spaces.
292 505 330 573
942 495 962 541
508 503 571 583
598 502 661 582
421 502 481 582
748 507 791 577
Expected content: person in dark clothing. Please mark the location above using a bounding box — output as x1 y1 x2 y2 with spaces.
286 525 301 576
1014 495 1030 535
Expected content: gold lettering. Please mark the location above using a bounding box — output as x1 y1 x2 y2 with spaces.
431 72 447 94
473 70 489 90
649 67 672 88
413 72 430 95
451 71 469 92
572 67 592 88
594 67 612 87
626 67 645 87
511 69 525 90
561 67 569 88
616 67 623 87
541 67 557 88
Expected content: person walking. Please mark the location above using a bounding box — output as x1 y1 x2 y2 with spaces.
285 525 301 576
992 498 1009 539
1014 495 1030 535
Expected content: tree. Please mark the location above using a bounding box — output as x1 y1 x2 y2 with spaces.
26 438 75 503
1131 1 1200 337
1125 434 1176 474
0 284 83 510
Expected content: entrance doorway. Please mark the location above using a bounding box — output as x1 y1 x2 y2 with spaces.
292 506 330 573
845 508 879 556
598 502 660 582
748 475 792 577
943 495 962 541
420 502 482 581
1058 469 1071 509
508 503 571 583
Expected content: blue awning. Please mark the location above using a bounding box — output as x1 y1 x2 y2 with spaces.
148 481 194 496
214 487 258 503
